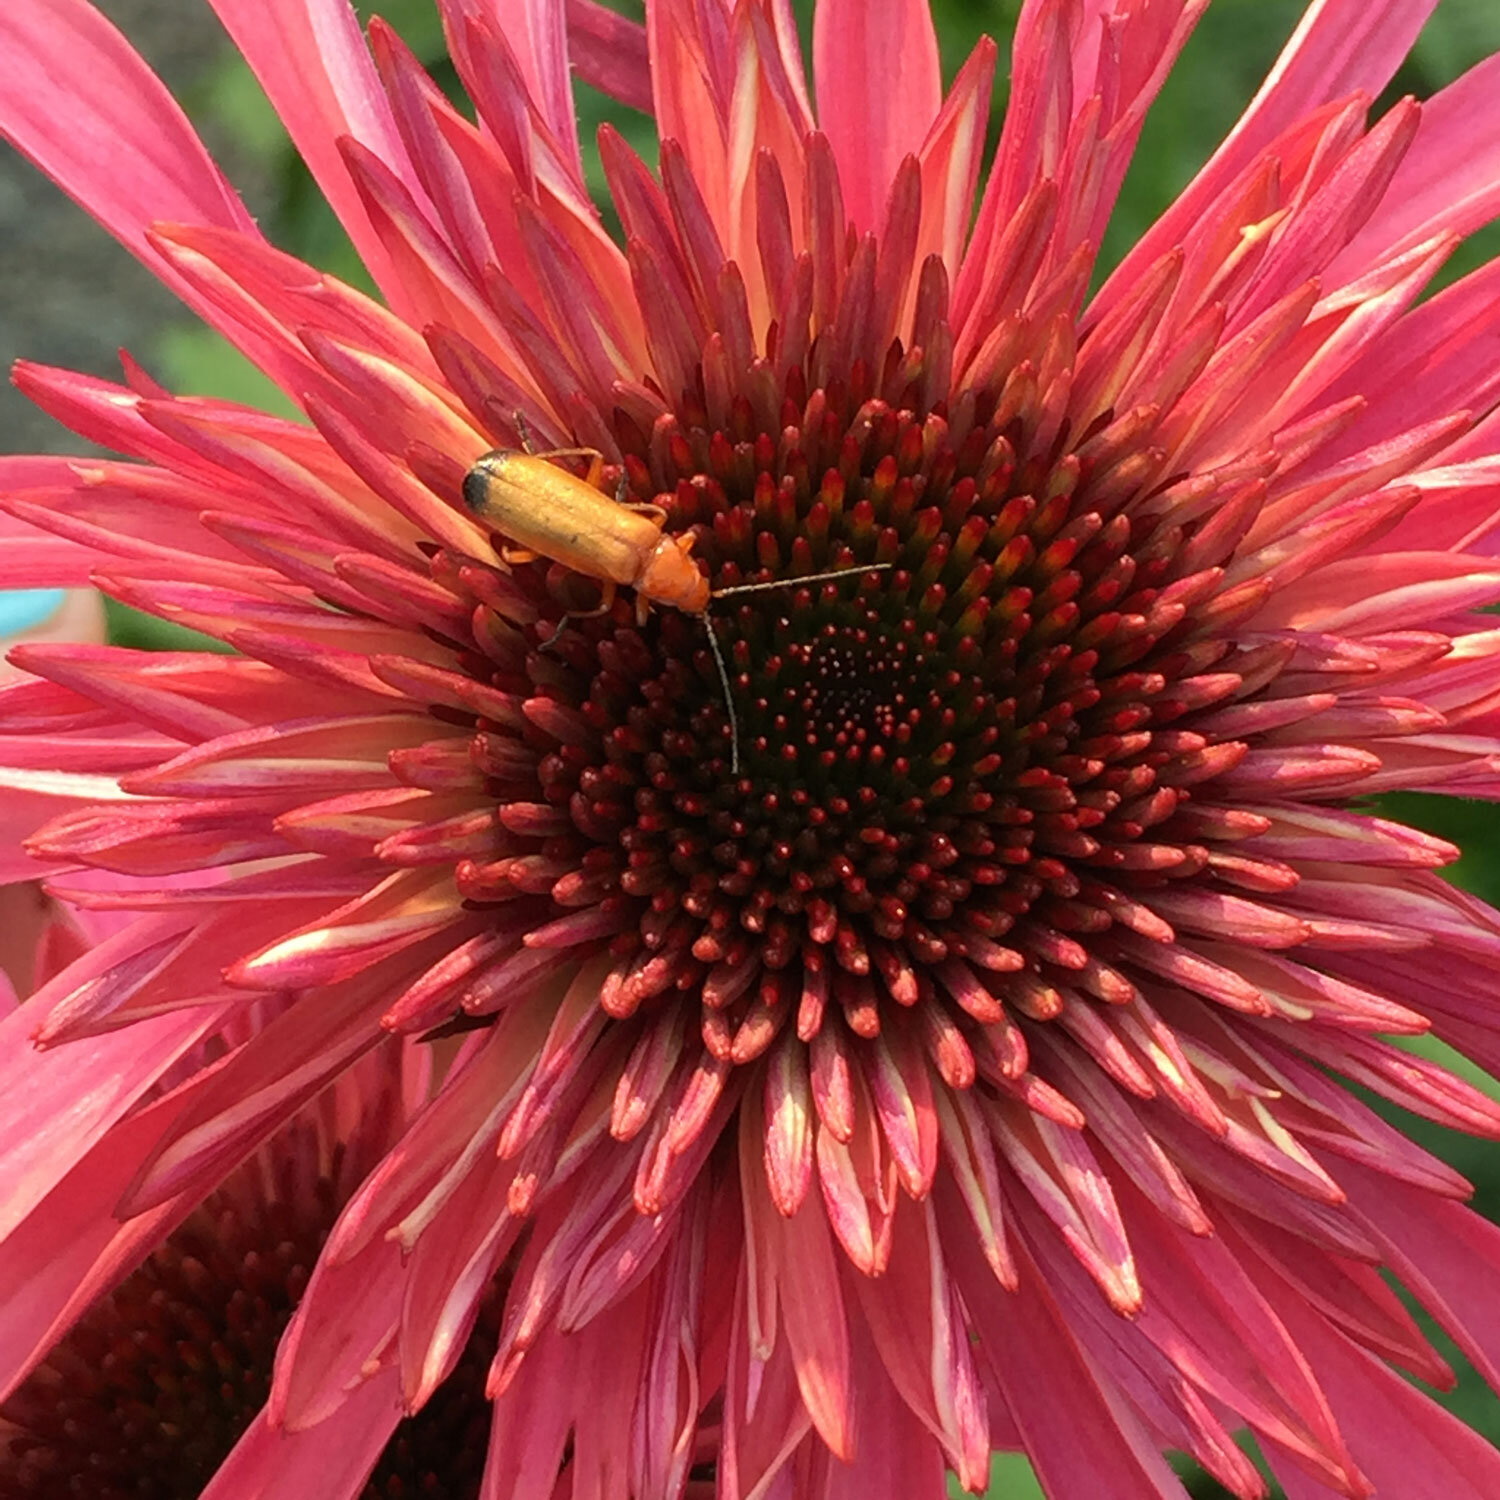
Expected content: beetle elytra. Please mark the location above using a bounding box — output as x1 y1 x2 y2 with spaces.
462 447 710 620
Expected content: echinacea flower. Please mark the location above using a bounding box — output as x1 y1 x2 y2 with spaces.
9 0 1500 1495
0 982 503 1499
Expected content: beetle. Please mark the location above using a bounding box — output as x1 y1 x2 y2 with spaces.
462 444 890 772
462 446 707 622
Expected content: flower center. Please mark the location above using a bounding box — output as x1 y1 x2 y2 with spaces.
450 381 1235 1066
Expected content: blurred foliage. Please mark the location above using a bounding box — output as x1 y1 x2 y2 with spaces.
101 595 233 654
979 1453 1047 1499
121 3 1500 1497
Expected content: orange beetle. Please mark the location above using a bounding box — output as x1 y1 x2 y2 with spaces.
462 447 708 621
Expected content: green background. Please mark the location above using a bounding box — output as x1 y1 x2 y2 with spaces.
96 1 1500 1495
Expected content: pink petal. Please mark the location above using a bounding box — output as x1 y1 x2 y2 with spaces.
1339 1159 1500 1396
0 1065 214 1401
721 1263 815 1500
0 768 134 883
119 714 433 797
270 1228 407 1429
812 0 942 234
0 0 256 305
1116 1181 1357 1483
478 1321 575 1500
202 1368 404 1500
0 461 109 587
462 0 583 185
851 1198 990 1487
0 928 224 1238
121 973 403 1213
645 1 731 236
550 1286 648 1497
950 1228 1189 1498
1258 1267 1500 1499
1315 257 1500 466
915 40 996 279
398 1152 522 1408
204 0 427 319
325 1006 544 1261
226 871 464 990
742 1123 852 1459
12 644 395 745
565 0 651 114
1100 0 1436 320
1333 53 1500 277
811 1319 947 1498
1069 1 1209 269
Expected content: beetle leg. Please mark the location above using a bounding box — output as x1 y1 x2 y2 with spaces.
510 412 608 481
524 445 606 482
500 545 541 566
608 466 669 522
619 501 670 523
540 580 618 650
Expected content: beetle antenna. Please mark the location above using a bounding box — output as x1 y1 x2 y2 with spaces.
702 614 741 775
513 409 535 454
703 563 891 774
711 562 893 598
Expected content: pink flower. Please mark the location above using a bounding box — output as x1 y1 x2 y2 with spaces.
5 1 1500 1495
0 1012 502 1496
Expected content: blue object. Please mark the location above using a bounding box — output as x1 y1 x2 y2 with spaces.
0 588 66 638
